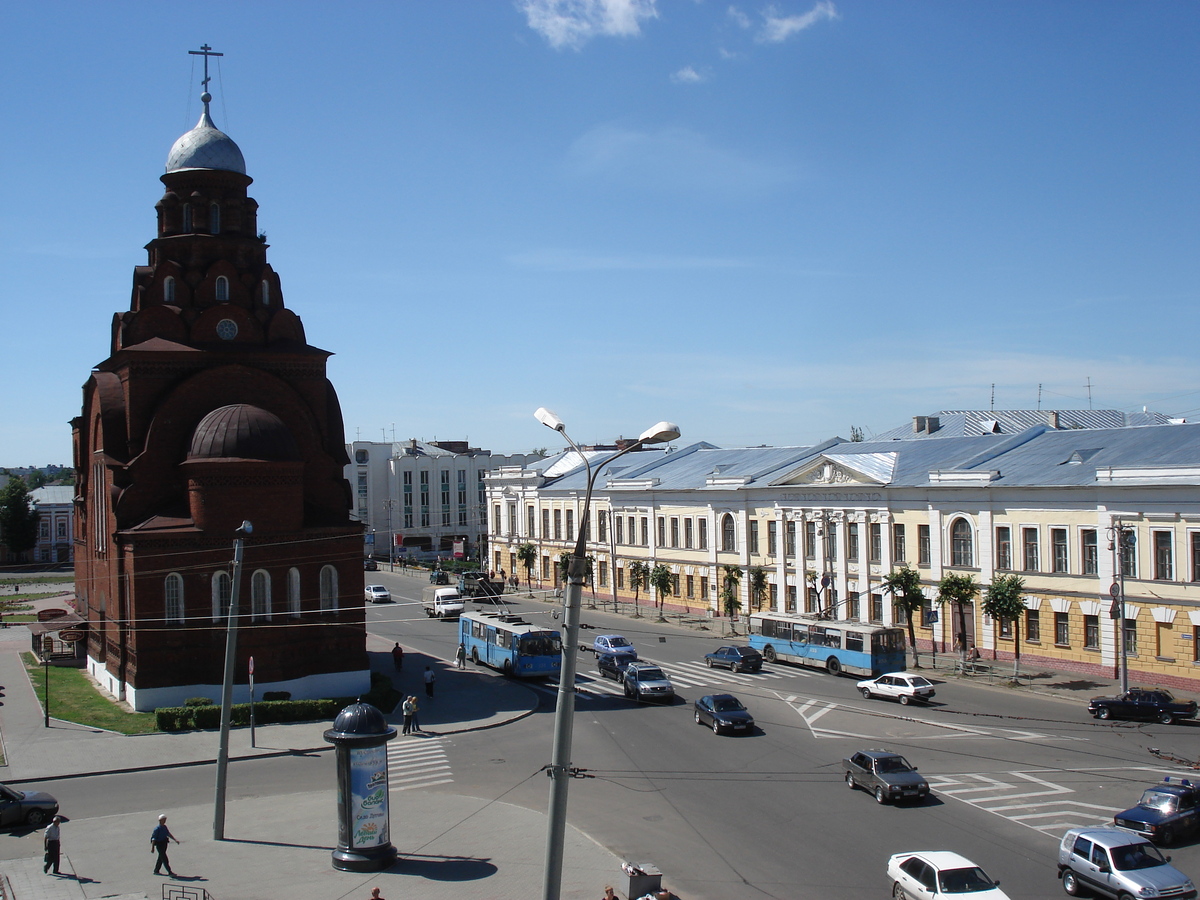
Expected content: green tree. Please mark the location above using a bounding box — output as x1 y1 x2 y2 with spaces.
557 551 573 585
628 560 650 616
982 574 1027 678
721 564 743 633
937 572 980 660
0 478 39 558
747 565 769 612
516 542 537 592
26 470 47 489
649 564 673 616
882 566 926 668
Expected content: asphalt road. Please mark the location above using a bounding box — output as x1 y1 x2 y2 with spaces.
20 568 1200 900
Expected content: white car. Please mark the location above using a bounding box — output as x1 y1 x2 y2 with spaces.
364 584 391 603
857 672 936 705
887 851 1009 900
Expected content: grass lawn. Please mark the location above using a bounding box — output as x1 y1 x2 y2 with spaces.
21 653 159 735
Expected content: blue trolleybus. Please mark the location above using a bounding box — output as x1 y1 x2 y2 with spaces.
747 611 906 677
458 611 562 678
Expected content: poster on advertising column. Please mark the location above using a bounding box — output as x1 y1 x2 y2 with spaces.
349 745 389 848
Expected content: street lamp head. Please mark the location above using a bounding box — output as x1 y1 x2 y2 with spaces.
638 421 681 445
534 407 566 433
236 520 253 536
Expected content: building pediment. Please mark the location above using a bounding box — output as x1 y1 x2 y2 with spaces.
771 452 896 487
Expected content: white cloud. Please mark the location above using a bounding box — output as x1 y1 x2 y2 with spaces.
564 123 797 195
757 1 838 44
670 65 705 84
727 5 751 29
518 0 659 50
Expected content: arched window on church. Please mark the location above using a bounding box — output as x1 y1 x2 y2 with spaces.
215 276 229 302
951 518 974 567
164 276 176 304
209 203 221 235
212 571 231 621
261 279 270 305
319 565 338 613
182 203 193 232
288 568 301 618
251 570 271 621
164 573 184 624
721 514 737 552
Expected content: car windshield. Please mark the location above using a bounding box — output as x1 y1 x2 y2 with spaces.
638 668 665 680
1138 791 1180 814
608 637 632 648
937 866 995 894
1111 842 1168 871
712 697 745 712
874 756 914 774
519 634 562 656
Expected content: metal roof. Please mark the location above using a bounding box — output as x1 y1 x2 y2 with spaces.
873 409 1173 441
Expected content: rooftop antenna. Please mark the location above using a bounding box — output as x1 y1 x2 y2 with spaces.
1086 376 1093 410
990 383 995 411
1037 383 1043 411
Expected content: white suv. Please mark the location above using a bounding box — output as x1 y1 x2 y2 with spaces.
1058 827 1195 899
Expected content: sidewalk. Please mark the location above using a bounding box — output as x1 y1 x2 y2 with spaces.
0 617 627 900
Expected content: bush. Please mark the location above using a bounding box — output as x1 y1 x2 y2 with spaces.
262 690 291 702
154 693 374 732
184 696 215 707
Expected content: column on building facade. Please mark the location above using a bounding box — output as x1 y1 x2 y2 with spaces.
874 510 892 625
975 509 994 652
1097 509 1119 673
831 511 848 621
773 506 787 613
926 507 944 649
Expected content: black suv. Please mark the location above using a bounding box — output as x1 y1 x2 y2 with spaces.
1115 776 1200 846
1088 688 1198 725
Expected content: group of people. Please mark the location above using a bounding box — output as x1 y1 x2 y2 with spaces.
42 813 181 878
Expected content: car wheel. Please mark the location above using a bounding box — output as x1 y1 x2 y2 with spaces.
25 808 48 827
826 657 841 676
900 694 911 706
845 772 855 789
860 687 872 699
471 648 479 665
1097 707 1112 719
712 719 721 734
695 711 702 725
764 645 777 663
706 658 714 668
732 663 741 674
1160 826 1176 846
1159 712 1175 726
875 785 887 804
502 659 512 675
1061 869 1082 896
892 882 908 900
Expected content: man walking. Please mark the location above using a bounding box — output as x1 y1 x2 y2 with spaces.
455 643 466 670
391 642 403 671
423 665 436 698
43 815 62 875
151 814 180 876
401 695 415 735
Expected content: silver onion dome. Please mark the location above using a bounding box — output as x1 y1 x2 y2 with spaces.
165 92 246 175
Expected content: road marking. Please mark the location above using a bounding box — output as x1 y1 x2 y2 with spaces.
387 737 452 791
928 770 1131 835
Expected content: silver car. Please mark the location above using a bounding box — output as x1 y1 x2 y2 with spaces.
1058 827 1196 899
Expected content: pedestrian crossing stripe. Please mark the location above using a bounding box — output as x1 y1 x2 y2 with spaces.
385 737 452 791
539 658 814 697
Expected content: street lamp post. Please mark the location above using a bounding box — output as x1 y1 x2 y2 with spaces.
214 519 252 840
534 409 679 900
1109 520 1135 693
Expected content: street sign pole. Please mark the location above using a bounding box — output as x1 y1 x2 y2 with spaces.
249 656 256 748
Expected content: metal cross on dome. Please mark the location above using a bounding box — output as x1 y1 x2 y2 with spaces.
188 44 224 92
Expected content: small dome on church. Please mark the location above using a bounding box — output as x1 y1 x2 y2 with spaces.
188 404 300 461
166 93 246 175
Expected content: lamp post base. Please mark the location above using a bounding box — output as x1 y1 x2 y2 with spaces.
332 844 397 872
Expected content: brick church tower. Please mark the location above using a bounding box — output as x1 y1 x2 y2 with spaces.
71 61 367 711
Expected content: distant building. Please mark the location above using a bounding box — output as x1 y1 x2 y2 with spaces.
347 440 543 563
31 486 74 565
71 64 365 711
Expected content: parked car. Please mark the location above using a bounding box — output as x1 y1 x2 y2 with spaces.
857 672 936 706
363 558 378 571
597 653 634 682
0 782 59 828
1058 827 1195 899
364 584 391 603
593 634 638 660
704 645 763 673
429 569 450 585
843 749 930 804
694 694 754 734
622 662 673 702
888 851 1009 900
1088 688 1198 724
1114 776 1200 846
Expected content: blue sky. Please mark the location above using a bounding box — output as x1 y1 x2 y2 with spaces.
3 1 1198 465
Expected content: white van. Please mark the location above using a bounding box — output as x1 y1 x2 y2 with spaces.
422 586 465 619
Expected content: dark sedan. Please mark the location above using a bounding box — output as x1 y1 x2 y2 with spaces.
0 782 58 828
704 645 763 673
1088 688 1198 725
844 749 930 804
596 653 634 682
694 694 754 734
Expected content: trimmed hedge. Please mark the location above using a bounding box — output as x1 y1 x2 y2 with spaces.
154 672 401 732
